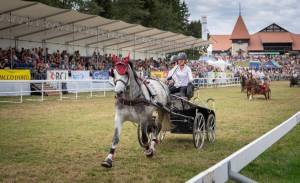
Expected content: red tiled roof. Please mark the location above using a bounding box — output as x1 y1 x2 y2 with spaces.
230 16 250 40
209 35 231 51
248 33 263 51
211 18 300 52
258 32 293 43
291 34 300 50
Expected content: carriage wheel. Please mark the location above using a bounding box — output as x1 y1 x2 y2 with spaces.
193 112 205 149
206 114 216 143
137 123 153 148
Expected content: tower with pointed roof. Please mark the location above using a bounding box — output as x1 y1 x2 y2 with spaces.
209 3 300 56
230 5 250 56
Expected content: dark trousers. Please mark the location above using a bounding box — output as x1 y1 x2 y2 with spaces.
169 86 187 96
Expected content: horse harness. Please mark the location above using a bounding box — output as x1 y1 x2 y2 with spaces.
115 70 160 107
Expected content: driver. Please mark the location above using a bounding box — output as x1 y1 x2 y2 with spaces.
167 52 193 96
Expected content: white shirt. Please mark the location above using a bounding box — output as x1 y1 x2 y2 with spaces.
168 65 193 87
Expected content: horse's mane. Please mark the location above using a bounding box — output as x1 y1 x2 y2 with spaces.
128 61 141 85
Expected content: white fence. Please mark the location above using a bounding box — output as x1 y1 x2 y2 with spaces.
193 77 240 88
0 77 240 103
0 80 114 103
187 111 300 183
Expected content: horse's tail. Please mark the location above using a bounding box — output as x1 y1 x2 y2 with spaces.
158 109 170 131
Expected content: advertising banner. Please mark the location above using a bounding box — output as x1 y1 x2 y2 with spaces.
92 70 109 80
47 70 68 80
151 71 168 79
71 71 90 80
0 69 31 80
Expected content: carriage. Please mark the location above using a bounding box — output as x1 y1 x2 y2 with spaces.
290 66 300 87
290 75 299 87
138 91 216 149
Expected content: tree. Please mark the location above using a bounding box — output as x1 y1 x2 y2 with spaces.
179 1 190 33
95 0 113 18
110 0 149 25
27 0 102 15
187 20 202 38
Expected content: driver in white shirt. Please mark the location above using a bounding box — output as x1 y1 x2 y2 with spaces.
167 52 193 96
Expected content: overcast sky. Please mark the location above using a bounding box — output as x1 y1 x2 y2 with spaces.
185 0 300 35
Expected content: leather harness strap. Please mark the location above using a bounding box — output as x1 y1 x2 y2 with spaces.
117 97 151 106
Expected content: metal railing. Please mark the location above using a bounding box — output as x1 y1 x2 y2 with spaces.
187 111 300 183
193 77 240 88
0 77 240 103
0 80 114 103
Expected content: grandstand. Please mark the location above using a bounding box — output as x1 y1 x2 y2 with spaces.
0 0 208 60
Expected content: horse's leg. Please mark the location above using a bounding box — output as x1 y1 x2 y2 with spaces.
144 118 159 158
264 92 267 100
101 114 123 168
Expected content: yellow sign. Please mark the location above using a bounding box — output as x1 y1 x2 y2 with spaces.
151 71 168 79
0 70 31 80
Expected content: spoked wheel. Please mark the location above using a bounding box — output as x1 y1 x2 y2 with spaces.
206 114 216 143
193 112 206 149
137 123 153 148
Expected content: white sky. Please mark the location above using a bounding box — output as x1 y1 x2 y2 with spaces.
185 0 300 35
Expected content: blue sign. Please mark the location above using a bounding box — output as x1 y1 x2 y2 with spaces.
71 71 90 80
93 70 109 80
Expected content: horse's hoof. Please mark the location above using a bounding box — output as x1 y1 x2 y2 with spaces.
144 149 154 158
101 158 113 168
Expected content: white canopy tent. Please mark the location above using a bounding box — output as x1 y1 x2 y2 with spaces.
0 0 210 59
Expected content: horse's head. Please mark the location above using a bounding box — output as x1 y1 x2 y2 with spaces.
109 54 130 96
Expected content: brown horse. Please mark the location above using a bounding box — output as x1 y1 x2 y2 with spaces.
240 74 247 92
246 78 271 100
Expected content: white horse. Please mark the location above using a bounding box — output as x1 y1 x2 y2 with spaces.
101 55 170 168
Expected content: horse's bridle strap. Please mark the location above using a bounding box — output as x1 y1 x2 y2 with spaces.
117 97 150 106
115 78 129 87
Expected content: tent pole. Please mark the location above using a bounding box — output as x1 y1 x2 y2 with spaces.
9 12 13 69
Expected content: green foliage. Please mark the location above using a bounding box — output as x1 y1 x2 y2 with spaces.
110 0 149 25
187 20 202 38
27 0 102 15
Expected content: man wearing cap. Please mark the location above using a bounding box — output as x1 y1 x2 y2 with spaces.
167 52 193 97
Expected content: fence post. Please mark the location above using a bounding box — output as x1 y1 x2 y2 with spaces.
20 86 23 103
59 81 62 101
41 81 44 102
75 81 78 100
90 80 93 98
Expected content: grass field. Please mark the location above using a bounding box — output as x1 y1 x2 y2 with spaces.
0 81 299 183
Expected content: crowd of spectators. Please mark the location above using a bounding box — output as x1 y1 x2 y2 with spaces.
1 47 299 80
223 55 300 80
0 47 114 79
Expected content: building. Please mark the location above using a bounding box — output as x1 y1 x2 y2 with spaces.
210 15 300 56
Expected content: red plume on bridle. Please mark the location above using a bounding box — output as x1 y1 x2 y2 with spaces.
112 53 130 75
123 53 130 64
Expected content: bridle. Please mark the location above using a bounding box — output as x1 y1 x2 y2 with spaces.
113 70 130 88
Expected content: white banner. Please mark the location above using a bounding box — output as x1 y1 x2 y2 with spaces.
47 70 68 81
71 71 90 80
207 72 234 84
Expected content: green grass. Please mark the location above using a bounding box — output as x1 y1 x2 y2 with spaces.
0 81 299 183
